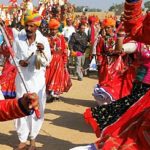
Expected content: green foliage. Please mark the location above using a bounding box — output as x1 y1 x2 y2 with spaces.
109 6 115 11
75 6 101 12
75 6 84 12
108 3 124 15
144 1 150 10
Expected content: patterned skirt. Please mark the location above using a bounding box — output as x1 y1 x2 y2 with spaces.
84 82 150 137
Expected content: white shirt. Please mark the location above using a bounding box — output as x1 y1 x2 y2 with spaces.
123 41 137 54
26 2 34 11
84 27 89 36
62 26 76 42
13 30 51 97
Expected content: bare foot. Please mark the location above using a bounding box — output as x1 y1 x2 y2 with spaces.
28 140 36 150
14 142 27 150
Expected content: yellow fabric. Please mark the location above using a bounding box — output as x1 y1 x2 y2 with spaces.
24 10 42 27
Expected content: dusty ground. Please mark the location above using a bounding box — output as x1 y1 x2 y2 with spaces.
0 76 98 150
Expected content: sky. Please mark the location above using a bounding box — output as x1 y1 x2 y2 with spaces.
0 0 148 10
70 0 148 10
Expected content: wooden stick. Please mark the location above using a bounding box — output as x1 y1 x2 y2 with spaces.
41 51 48 61
26 52 34 62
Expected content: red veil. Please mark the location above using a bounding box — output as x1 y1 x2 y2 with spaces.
95 90 150 149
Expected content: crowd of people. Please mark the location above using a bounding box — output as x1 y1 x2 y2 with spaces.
0 0 150 149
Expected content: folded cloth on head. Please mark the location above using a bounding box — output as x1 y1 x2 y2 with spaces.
48 19 60 29
24 10 42 27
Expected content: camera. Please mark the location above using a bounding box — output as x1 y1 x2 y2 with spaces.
83 7 88 12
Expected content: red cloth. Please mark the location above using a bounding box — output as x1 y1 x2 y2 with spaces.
96 36 135 100
0 27 16 97
101 55 135 100
0 61 17 98
9 0 17 3
0 99 25 121
46 35 72 94
94 90 150 150
96 36 105 63
84 108 101 138
90 24 95 46
124 0 150 44
2 26 14 56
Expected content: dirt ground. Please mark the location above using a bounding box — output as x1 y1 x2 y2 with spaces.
0 76 98 150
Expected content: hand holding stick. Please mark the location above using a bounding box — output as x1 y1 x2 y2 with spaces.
36 42 48 61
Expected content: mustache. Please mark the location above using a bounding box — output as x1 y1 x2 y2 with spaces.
26 30 33 34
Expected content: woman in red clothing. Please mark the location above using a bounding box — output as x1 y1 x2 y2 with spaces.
0 26 17 99
71 1 150 149
84 19 150 137
94 18 136 105
46 19 72 102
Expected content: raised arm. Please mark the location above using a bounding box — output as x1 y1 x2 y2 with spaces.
124 0 150 44
0 93 38 121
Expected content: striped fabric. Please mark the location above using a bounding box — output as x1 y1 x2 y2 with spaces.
24 10 42 27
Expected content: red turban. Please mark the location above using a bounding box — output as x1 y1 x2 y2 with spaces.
88 16 96 24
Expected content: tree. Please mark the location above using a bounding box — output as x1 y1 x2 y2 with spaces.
75 6 101 12
75 6 84 12
109 6 115 11
144 1 150 11
108 3 124 15
88 8 102 12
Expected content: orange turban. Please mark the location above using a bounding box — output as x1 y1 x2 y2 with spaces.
103 18 116 27
24 10 42 27
48 19 60 29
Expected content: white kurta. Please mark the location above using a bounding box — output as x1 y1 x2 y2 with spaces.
13 30 51 142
